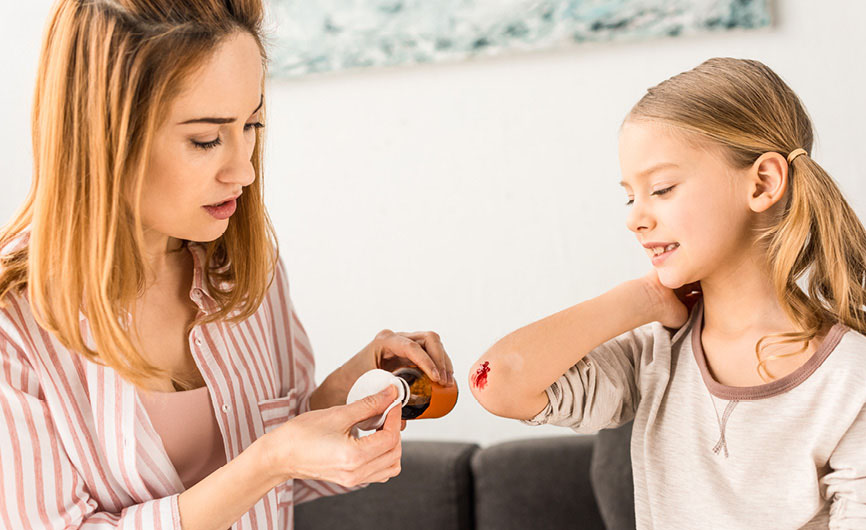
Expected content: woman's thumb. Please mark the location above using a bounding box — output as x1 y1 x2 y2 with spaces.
342 385 397 425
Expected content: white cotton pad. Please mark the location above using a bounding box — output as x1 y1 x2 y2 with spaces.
346 369 409 431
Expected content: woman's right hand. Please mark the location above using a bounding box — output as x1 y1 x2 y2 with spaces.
261 386 402 487
637 270 702 329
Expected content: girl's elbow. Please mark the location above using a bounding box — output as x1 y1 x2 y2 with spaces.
468 356 523 419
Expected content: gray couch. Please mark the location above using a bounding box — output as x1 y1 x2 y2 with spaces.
295 422 635 530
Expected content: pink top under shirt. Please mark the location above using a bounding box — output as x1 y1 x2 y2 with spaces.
137 385 227 490
0 233 357 530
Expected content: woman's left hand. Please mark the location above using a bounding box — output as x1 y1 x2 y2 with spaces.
310 329 455 428
361 329 455 387
347 329 454 431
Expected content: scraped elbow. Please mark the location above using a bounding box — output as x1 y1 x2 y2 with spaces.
468 353 536 420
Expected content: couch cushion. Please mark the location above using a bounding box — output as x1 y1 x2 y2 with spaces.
471 436 604 530
589 421 636 530
295 440 478 530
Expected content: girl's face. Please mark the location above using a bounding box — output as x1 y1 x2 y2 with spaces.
139 31 264 248
618 120 757 289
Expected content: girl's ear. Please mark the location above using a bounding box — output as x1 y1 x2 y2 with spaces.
747 151 789 213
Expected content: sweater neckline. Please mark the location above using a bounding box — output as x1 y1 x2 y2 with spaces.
690 301 849 400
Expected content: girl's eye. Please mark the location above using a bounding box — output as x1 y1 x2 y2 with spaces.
244 121 265 132
652 185 675 196
624 186 675 206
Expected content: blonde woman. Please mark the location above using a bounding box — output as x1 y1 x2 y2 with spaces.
471 58 866 528
0 1 454 529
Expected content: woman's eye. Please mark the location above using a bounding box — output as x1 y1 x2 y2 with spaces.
192 137 222 150
625 198 634 206
191 123 263 150
652 185 675 196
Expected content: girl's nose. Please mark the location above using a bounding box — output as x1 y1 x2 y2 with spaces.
626 200 654 233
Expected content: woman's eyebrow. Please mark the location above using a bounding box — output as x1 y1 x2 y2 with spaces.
177 95 264 125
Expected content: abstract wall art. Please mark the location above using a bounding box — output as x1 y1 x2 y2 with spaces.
266 0 771 78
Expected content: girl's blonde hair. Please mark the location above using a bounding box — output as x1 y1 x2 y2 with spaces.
628 57 866 381
0 0 277 391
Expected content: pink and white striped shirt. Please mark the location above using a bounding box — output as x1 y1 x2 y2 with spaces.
0 238 353 529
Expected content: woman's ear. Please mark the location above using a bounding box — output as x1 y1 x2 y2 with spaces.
747 151 789 213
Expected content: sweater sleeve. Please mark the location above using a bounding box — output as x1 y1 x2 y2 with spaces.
823 403 866 528
521 323 655 434
0 328 181 529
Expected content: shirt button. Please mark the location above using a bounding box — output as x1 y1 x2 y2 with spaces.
195 337 203 346
222 404 231 413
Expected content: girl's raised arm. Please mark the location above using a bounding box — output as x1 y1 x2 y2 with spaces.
469 272 692 421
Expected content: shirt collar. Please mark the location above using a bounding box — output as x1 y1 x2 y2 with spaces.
76 240 218 322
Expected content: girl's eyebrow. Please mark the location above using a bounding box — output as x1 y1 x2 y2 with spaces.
619 162 679 187
177 94 264 125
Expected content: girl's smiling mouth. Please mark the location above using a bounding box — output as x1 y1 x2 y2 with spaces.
643 242 680 264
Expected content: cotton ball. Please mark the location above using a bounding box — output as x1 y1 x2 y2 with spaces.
346 369 408 431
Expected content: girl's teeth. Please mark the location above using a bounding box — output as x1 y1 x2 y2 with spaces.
652 243 679 256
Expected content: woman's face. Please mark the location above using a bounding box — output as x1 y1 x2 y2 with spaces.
617 120 756 289
139 31 264 248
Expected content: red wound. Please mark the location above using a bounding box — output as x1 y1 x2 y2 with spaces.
471 361 491 390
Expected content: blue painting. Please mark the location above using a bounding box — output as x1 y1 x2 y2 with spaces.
267 0 770 78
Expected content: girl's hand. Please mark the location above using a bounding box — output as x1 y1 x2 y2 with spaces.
263 386 403 486
638 270 702 329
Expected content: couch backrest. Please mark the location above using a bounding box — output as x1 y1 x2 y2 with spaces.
295 436 611 530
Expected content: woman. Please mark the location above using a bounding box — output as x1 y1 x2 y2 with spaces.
0 1 454 528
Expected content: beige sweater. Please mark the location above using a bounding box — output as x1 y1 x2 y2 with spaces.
523 300 866 529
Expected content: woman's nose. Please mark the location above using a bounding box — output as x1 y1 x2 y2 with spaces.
218 135 256 187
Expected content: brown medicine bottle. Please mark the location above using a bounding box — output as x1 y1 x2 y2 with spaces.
390 365 458 420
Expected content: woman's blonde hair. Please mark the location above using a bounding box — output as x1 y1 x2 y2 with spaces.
0 0 277 390
628 57 866 381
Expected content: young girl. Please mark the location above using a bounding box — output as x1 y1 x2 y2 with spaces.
0 1 453 528
470 58 866 528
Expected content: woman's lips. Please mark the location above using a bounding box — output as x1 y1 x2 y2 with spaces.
203 198 237 220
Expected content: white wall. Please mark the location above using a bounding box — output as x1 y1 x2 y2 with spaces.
3 1 865 446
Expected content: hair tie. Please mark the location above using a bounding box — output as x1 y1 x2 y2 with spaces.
787 148 808 164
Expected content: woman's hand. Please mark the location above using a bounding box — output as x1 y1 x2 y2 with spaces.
263 386 403 486
310 329 455 414
637 270 702 329
364 329 455 386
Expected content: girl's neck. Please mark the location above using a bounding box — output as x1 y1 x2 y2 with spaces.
699 250 793 338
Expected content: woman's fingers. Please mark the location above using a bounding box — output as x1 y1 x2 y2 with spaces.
340 386 397 432
366 458 403 484
397 331 453 385
349 407 403 483
355 439 403 484
354 404 401 458
381 333 443 384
